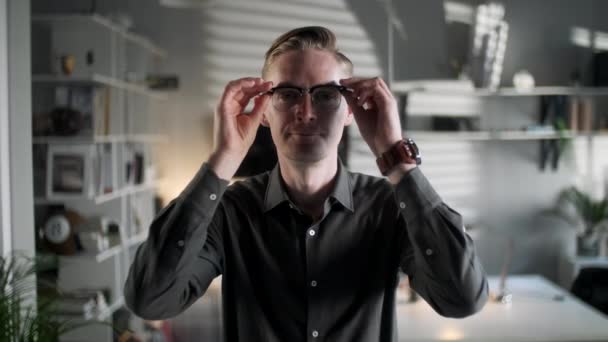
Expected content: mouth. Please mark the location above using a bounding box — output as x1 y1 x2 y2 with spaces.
291 131 321 136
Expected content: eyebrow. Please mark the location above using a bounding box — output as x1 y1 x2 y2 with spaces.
274 81 339 88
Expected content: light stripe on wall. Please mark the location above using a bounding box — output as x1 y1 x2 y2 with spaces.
200 0 382 110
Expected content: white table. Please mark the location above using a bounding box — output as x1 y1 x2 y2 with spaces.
397 275 608 342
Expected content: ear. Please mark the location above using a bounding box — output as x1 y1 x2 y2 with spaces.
344 104 354 126
261 112 270 127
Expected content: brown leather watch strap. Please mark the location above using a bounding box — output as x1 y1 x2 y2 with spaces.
376 139 421 176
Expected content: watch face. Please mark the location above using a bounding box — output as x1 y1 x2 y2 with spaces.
405 138 421 165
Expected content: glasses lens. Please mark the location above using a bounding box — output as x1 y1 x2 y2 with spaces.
311 86 342 111
272 88 301 112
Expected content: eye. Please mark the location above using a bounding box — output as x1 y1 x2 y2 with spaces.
275 89 300 103
313 87 340 103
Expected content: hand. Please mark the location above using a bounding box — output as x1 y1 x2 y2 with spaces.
340 77 403 157
209 77 273 180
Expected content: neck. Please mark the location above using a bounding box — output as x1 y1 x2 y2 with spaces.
278 153 339 220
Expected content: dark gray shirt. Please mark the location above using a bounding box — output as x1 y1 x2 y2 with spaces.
124 160 488 342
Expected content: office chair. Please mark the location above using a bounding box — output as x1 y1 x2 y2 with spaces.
571 267 608 316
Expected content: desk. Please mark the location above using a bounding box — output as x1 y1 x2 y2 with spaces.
397 275 608 342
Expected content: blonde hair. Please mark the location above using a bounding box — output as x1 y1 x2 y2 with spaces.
262 26 353 78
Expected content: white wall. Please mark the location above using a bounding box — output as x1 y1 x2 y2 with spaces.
3 0 35 256
0 0 11 257
346 0 608 281
29 0 608 283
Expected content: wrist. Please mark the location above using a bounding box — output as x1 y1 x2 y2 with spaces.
374 136 403 158
386 163 417 185
208 149 245 181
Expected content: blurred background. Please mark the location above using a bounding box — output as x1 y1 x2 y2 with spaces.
1 0 608 341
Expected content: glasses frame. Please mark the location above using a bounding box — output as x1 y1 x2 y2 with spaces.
264 84 351 112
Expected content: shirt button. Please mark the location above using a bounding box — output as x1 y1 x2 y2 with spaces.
311 280 317 287
209 193 217 201
425 248 433 256
312 330 319 338
308 229 316 237
399 202 406 209
177 240 185 247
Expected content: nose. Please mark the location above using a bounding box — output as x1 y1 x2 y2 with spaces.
295 93 316 123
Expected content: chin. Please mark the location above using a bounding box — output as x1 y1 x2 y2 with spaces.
283 145 328 163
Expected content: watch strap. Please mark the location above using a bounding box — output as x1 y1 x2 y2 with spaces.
376 138 421 176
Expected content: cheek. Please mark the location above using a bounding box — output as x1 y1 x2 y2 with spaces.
266 112 290 136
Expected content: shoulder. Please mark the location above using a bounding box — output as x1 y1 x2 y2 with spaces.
222 171 270 206
348 170 394 199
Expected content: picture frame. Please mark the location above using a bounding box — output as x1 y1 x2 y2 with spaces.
46 144 96 200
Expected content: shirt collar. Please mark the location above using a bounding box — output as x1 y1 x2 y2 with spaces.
263 159 354 213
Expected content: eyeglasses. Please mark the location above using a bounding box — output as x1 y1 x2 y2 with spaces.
265 84 350 113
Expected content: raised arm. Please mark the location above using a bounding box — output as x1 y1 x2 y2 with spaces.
340 76 488 318
124 77 273 319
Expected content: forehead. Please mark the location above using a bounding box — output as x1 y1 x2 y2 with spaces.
266 49 345 87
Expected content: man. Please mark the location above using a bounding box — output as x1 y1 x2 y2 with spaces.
124 26 488 342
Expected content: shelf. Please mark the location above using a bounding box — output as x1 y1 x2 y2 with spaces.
59 296 124 322
52 244 123 263
405 130 581 141
392 85 608 97
35 180 163 205
32 74 169 101
33 134 169 145
482 87 608 97
126 231 148 247
359 130 608 142
97 296 125 321
94 181 161 204
31 14 168 58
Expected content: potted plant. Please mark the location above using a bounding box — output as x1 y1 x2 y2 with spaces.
0 252 117 341
549 186 608 256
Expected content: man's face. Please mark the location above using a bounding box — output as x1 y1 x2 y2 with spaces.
262 49 353 163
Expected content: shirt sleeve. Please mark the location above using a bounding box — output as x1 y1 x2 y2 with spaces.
394 167 489 318
124 162 229 320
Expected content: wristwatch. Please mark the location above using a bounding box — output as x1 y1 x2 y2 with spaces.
376 138 421 176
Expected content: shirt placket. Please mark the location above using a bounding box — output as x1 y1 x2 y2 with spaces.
305 220 321 341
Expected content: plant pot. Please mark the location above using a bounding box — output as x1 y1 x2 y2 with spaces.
577 235 599 257
599 234 608 257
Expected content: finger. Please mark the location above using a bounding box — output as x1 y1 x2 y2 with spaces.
345 77 391 97
233 80 273 106
355 87 376 106
222 78 266 105
352 78 394 108
238 81 273 109
223 77 262 98
339 77 364 86
373 77 396 101
249 93 271 124
343 91 367 115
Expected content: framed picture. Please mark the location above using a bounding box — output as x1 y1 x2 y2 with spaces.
46 145 96 199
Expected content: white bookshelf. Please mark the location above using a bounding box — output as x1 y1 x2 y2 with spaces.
33 134 168 145
391 82 608 97
32 73 169 100
31 14 168 58
350 130 604 145
31 11 166 342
